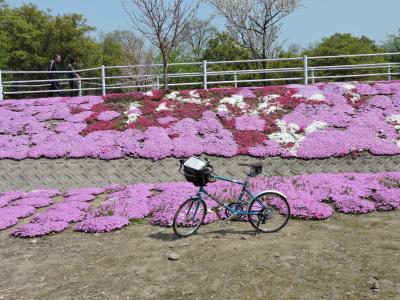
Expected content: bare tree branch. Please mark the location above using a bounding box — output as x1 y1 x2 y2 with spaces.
183 17 218 60
208 0 301 60
124 0 199 90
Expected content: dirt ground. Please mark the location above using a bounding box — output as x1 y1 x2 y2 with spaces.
0 212 400 300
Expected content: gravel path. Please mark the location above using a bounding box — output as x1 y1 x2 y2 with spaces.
1 212 399 299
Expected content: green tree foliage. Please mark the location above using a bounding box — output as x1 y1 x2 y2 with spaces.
0 3 102 71
382 30 400 64
100 31 125 67
201 32 252 87
383 30 400 52
203 32 251 62
305 33 385 81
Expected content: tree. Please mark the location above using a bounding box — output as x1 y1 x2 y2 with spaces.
124 0 199 90
203 32 251 61
0 1 11 69
208 0 300 62
382 30 400 63
183 18 218 61
202 32 252 86
0 3 102 71
100 32 125 67
101 30 155 90
306 33 385 80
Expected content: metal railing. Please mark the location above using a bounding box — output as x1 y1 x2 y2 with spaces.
0 52 399 100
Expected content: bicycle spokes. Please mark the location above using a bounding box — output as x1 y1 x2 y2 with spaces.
248 192 290 233
173 199 206 237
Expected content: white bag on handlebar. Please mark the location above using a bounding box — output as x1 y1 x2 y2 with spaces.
184 156 207 171
182 156 210 187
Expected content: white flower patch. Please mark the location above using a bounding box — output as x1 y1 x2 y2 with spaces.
386 114 400 124
258 102 269 111
155 103 171 112
189 90 200 98
291 93 303 99
343 83 356 91
266 106 278 114
386 114 400 130
177 97 204 104
347 92 361 103
269 120 329 155
124 102 142 124
269 120 304 155
249 109 259 116
166 91 179 100
305 121 328 134
126 112 141 123
262 94 280 102
308 93 325 102
219 94 247 110
256 95 281 114
166 90 204 104
217 104 229 113
128 102 141 111
144 90 153 97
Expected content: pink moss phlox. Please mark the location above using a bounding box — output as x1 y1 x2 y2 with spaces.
75 216 129 233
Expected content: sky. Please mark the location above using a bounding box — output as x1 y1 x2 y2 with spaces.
7 0 400 49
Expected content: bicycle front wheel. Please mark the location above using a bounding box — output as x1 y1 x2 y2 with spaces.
172 198 206 238
248 192 290 233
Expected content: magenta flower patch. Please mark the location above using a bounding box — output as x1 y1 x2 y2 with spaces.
235 115 265 131
32 201 88 223
1 171 400 238
0 215 19 230
0 191 25 207
96 111 121 121
12 221 69 238
75 216 129 233
1 81 400 160
0 205 36 219
11 197 53 208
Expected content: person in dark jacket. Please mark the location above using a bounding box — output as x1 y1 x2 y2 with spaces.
48 55 64 97
67 58 80 97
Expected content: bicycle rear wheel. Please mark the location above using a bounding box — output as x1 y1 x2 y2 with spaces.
248 192 290 233
172 198 206 238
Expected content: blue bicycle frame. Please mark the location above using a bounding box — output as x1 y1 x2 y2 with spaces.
193 175 265 216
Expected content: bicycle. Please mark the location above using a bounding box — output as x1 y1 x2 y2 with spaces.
172 156 291 238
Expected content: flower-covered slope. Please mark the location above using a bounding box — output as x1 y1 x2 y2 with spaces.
1 172 400 237
1 81 400 160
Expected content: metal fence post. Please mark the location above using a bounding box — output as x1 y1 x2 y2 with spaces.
78 80 82 97
234 71 238 88
156 76 160 90
388 65 392 81
101 65 106 96
303 55 308 85
203 60 208 89
0 70 3 101
311 68 315 84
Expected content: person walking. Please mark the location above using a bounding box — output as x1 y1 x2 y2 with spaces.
67 58 80 97
48 55 64 97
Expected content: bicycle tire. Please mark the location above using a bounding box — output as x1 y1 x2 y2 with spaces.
172 198 207 238
248 192 290 233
